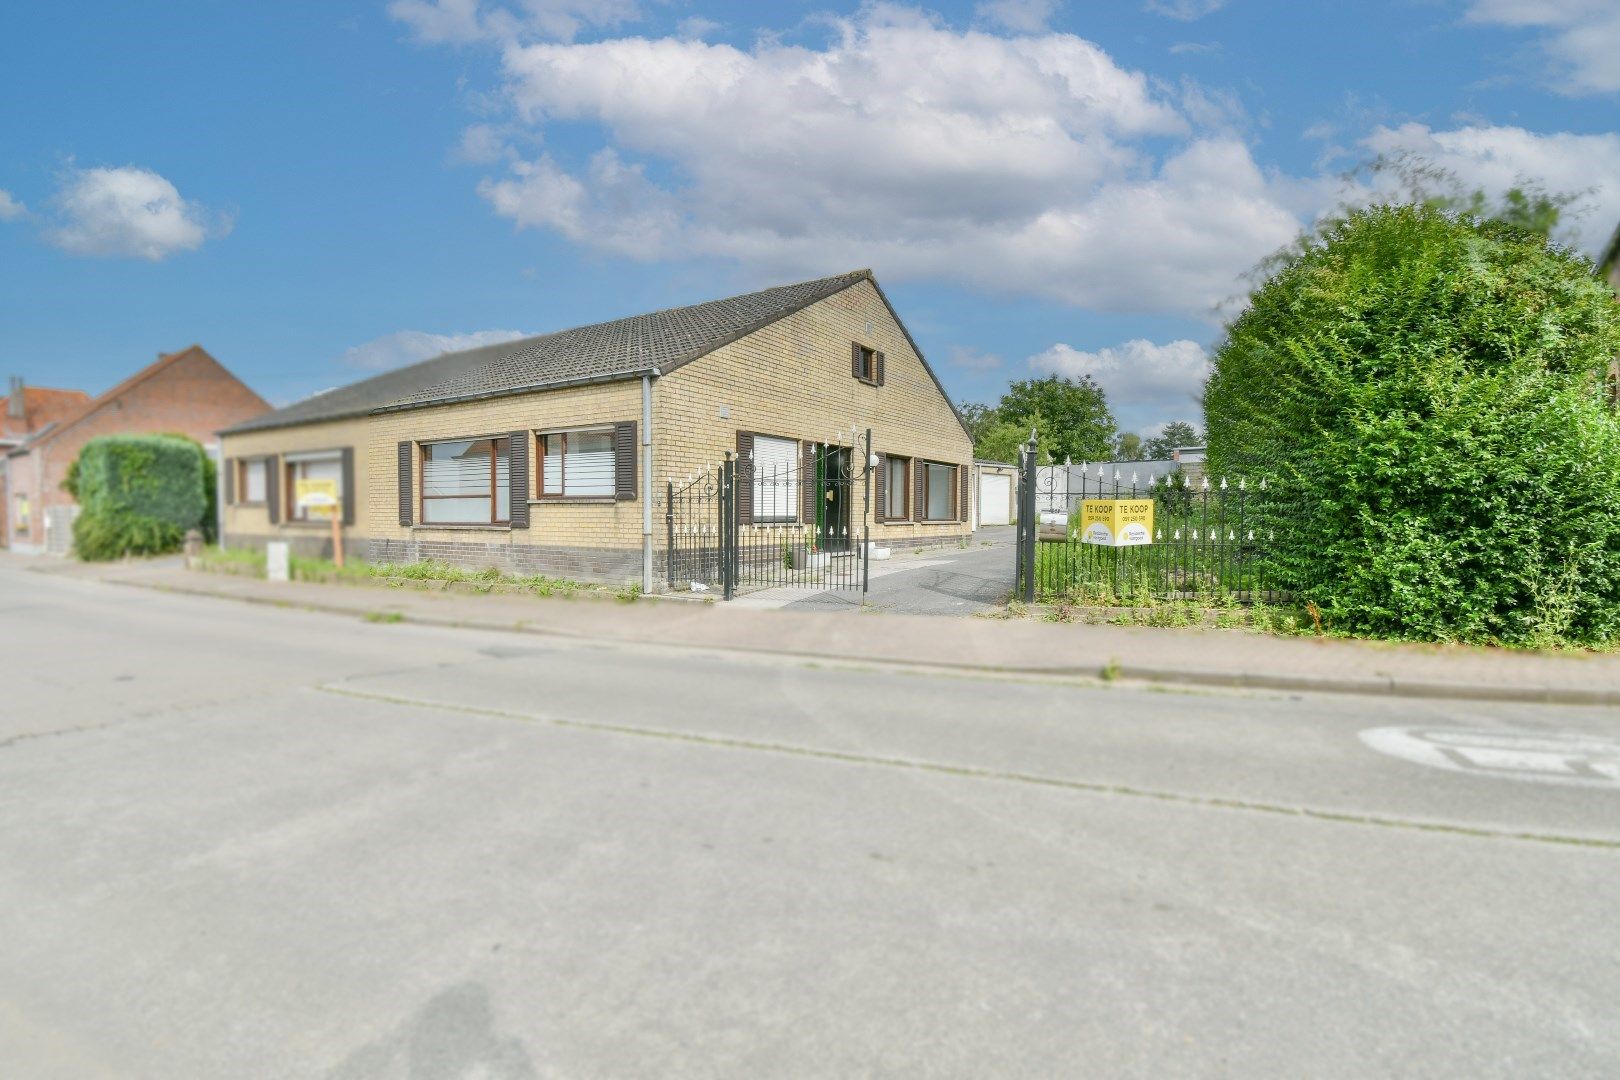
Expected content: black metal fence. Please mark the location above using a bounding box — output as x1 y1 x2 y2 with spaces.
666 439 870 599
1018 457 1293 605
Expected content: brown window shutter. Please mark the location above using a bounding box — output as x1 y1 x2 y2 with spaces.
397 441 413 526
223 458 235 505
508 431 530 527
875 351 886 386
851 341 863 380
912 461 925 522
958 465 969 522
735 431 754 525
614 421 636 501
265 458 280 524
800 441 817 523
340 448 356 526
873 452 887 523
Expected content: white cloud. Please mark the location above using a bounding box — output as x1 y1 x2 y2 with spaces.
1168 41 1220 55
1356 122 1620 255
1029 338 1209 426
468 7 1304 317
0 189 24 221
1143 0 1226 21
1465 0 1620 96
47 166 225 261
453 123 510 164
339 328 531 370
974 0 1059 33
388 0 639 44
400 3 1615 321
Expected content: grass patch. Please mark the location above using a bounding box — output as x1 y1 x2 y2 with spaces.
363 611 404 624
192 546 599 596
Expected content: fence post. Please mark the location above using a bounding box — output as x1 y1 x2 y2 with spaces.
665 479 674 592
1020 439 1037 604
862 428 871 598
721 454 736 601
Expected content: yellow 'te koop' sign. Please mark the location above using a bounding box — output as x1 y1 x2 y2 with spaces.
295 478 339 517
1080 499 1154 547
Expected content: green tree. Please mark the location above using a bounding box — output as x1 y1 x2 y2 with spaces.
956 401 998 445
1251 152 1586 288
1113 432 1145 461
975 410 1065 465
1206 204 1620 647
994 375 1115 464
1144 421 1200 460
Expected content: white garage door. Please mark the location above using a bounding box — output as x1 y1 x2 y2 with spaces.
978 473 1011 526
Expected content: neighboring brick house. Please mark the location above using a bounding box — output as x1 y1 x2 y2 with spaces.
4 346 268 554
223 270 975 586
0 380 93 547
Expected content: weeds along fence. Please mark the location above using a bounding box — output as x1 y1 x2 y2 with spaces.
1030 464 1296 605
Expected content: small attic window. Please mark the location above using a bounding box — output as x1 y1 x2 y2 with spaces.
852 342 884 386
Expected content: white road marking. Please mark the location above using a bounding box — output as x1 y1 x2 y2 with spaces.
1360 726 1620 789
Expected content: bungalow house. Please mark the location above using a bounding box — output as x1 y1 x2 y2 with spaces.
221 269 976 587
5 347 267 555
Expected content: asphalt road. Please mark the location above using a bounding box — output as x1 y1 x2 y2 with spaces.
2 559 1618 1078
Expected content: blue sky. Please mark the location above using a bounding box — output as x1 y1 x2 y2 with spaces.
2 0 1616 436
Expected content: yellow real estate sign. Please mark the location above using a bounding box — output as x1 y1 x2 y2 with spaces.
295 478 339 518
1080 498 1154 547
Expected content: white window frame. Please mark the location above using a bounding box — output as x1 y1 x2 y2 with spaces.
752 434 800 523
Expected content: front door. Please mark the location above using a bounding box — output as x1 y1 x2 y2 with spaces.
817 445 853 553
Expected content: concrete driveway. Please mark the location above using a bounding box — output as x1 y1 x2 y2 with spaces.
735 525 1016 615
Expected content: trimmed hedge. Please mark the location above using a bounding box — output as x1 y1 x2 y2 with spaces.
71 435 210 561
1205 205 1620 647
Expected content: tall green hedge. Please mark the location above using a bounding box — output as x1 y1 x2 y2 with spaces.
70 435 210 561
1205 205 1620 647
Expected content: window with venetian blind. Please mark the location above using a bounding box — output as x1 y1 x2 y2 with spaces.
420 437 510 524
539 429 615 497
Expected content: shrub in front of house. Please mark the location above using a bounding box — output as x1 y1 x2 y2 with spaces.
1205 204 1620 647
69 435 210 561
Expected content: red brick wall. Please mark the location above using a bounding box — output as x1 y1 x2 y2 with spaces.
6 346 267 550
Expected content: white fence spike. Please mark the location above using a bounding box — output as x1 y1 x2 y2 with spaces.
1219 476 1228 490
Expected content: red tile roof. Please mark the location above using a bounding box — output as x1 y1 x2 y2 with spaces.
0 386 92 441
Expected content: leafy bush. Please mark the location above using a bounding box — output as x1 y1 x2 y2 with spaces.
1205 205 1620 647
71 435 210 561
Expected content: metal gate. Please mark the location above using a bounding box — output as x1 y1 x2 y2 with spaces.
666 432 871 600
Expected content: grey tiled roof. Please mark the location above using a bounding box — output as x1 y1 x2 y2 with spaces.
377 270 871 412
221 334 557 435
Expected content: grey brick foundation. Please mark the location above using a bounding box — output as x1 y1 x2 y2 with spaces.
367 537 644 585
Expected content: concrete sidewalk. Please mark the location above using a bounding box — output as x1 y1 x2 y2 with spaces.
28 554 1620 705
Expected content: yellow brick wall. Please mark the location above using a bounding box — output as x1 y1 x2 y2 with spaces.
655 277 975 544
220 416 370 545
365 381 645 551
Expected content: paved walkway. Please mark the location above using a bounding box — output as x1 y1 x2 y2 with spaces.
733 526 1016 615
19 550 1620 705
